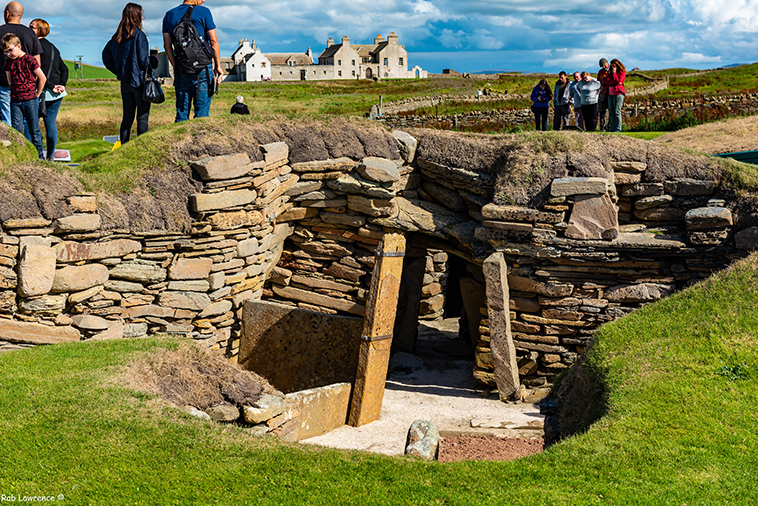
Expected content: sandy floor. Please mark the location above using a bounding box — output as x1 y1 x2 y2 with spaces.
302 319 544 456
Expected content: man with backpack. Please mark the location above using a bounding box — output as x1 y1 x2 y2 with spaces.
162 0 222 122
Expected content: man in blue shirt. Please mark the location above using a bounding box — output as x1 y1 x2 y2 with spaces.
162 0 222 122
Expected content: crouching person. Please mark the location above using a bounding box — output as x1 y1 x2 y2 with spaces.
2 33 44 158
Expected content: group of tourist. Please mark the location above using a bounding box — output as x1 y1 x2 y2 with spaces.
103 0 223 145
0 0 225 157
531 58 627 132
0 1 67 159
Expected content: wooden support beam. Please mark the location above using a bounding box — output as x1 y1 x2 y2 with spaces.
348 233 406 427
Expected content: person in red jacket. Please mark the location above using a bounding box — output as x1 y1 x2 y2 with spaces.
597 58 609 131
604 58 626 132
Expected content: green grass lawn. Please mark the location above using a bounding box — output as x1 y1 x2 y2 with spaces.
64 60 116 80
1 251 757 505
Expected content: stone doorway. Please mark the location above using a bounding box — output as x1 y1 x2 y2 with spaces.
392 234 486 362
365 68 373 79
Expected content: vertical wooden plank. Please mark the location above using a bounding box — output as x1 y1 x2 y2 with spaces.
483 252 520 400
348 233 406 427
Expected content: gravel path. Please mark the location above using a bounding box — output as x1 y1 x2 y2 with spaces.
302 319 544 456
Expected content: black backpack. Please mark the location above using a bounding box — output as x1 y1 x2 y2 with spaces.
171 5 213 74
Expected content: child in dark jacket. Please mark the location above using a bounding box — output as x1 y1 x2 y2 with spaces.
2 33 45 158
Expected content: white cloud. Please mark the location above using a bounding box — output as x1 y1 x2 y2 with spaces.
10 0 758 72
680 52 723 63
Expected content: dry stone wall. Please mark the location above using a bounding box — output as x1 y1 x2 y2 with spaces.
379 92 758 132
0 142 298 359
2 123 758 394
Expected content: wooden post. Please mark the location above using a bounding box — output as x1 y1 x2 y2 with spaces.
348 233 405 427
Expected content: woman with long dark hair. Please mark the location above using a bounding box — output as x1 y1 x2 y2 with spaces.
29 19 67 160
604 58 626 132
530 78 552 131
102 3 150 144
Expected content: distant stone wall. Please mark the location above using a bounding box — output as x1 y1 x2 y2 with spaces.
378 92 758 132
3 123 758 396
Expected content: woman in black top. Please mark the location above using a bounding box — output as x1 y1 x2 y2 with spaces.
102 3 150 144
29 18 68 160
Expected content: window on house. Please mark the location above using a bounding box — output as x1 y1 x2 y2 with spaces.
261 62 266 67
225 63 230 70
383 58 388 66
399 58 403 66
384 72 388 77
352 70 355 76
338 70 342 77
352 60 355 66
338 60 341 66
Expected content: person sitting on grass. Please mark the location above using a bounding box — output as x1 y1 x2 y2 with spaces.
230 95 249 115
2 32 44 158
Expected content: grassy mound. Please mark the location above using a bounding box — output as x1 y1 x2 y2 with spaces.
0 123 44 169
654 114 758 156
411 128 758 211
1 252 757 504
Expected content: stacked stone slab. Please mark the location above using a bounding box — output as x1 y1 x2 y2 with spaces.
471 159 756 386
418 249 447 320
3 125 758 395
0 143 298 360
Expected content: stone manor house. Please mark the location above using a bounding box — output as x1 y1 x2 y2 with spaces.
156 32 427 82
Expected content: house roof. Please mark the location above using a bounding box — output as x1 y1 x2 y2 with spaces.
318 45 342 60
265 53 313 65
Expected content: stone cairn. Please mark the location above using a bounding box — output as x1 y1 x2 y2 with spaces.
2 130 758 398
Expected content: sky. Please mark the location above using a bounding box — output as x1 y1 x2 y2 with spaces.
11 0 758 74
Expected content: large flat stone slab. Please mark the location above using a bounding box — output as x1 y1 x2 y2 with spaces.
551 177 608 197
52 264 109 293
239 300 363 393
191 153 255 181
109 260 167 284
565 193 619 240
18 244 56 297
0 318 80 344
288 383 352 440
189 189 257 212
55 214 101 233
482 203 564 224
357 157 400 183
168 257 213 280
55 239 142 263
685 207 732 231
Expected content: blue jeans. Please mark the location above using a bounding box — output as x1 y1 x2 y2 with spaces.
608 94 624 132
0 85 10 126
11 97 43 158
24 98 62 158
174 65 212 122
43 98 62 158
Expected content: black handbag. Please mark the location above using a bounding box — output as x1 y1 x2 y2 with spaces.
38 94 46 118
142 68 165 104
